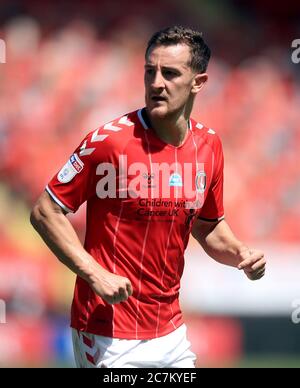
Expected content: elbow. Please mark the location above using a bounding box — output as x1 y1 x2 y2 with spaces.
30 192 65 231
30 196 49 231
30 203 42 231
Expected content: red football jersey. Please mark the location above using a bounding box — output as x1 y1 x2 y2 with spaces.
46 109 224 339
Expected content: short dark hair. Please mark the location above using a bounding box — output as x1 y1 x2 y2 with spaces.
145 26 211 73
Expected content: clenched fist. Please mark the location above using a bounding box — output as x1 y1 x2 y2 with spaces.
237 248 266 281
89 268 133 304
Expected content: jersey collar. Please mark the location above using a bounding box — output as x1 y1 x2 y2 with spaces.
138 108 192 131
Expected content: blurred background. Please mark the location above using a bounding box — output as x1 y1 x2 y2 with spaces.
0 0 300 368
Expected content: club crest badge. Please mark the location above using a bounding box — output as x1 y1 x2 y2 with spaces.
195 171 206 194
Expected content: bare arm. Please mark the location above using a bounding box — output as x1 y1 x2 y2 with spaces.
191 218 266 280
30 191 132 303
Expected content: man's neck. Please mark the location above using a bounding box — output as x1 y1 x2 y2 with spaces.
144 109 190 147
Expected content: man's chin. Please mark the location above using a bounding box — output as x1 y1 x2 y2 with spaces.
146 105 169 120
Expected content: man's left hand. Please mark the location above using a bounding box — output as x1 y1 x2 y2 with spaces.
237 249 266 281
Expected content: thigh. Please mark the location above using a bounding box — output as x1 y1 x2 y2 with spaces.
71 326 197 368
162 325 197 368
115 325 196 368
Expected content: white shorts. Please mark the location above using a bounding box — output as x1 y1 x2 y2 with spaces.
72 324 196 368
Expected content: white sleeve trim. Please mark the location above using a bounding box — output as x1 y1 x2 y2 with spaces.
45 185 74 213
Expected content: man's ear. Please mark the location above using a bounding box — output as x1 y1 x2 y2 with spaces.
191 73 208 94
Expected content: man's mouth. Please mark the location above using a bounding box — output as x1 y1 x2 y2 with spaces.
151 96 167 102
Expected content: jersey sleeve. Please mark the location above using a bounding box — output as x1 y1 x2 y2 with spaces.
198 135 224 222
46 133 97 213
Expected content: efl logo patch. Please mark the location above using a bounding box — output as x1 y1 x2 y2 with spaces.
70 154 84 173
57 153 84 183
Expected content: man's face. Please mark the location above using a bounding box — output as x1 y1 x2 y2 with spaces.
144 43 197 119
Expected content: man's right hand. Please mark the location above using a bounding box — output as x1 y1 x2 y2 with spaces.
30 191 133 305
89 269 133 305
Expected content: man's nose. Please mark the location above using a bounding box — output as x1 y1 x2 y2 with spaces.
152 71 164 89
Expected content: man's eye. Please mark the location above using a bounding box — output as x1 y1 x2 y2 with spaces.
164 70 177 77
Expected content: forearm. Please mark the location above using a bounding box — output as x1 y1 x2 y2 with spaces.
192 219 248 268
30 194 105 284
